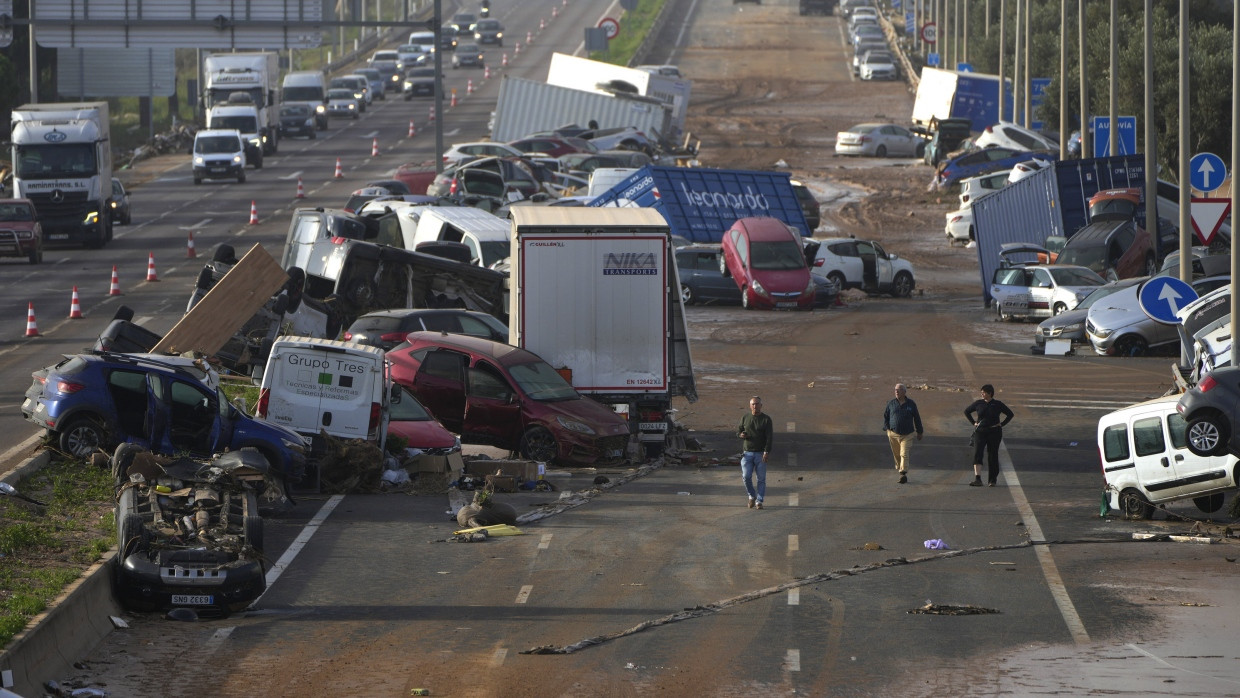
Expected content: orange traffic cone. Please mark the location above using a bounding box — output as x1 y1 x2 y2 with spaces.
248 201 259 225
502 53 508 68
484 65 491 80
371 138 379 157
408 120 416 138
145 252 159 282
552 7 558 18
450 91 458 109
428 105 436 122
449 176 459 195
526 31 531 45
69 287 83 319
295 177 305 198
186 231 198 258
539 18 545 30
515 41 522 56
334 158 344 179
24 303 38 337
467 79 474 95
109 266 121 296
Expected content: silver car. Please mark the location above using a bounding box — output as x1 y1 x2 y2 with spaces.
991 264 1105 322
1034 278 1143 352
834 123 924 158
1086 272 1231 356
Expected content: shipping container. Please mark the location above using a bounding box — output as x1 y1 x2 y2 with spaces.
912 67 1013 132
546 52 691 139
489 75 671 144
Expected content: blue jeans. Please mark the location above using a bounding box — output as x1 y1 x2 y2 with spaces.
740 451 766 502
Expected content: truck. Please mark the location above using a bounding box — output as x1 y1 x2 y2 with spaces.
911 67 1011 133
546 52 692 140
587 165 811 242
10 102 113 248
490 75 672 145
203 52 280 159
508 206 696 457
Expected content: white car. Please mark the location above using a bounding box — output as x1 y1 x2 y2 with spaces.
944 206 973 244
958 171 1009 207
974 121 1058 152
990 263 1105 321
834 123 924 158
858 50 898 81
1008 158 1053 183
807 237 916 297
441 141 526 166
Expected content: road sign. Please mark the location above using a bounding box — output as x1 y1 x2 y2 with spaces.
927 53 940 67
1029 78 1051 130
598 17 620 40
1190 197 1232 246
905 11 915 35
921 22 937 44
1138 276 1198 325
1189 152 1227 193
957 63 973 72
1091 116 1137 158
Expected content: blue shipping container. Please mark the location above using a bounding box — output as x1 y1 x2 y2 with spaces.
972 154 1147 303
588 166 811 243
952 75 1010 133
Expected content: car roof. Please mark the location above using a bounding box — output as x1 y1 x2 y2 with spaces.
1065 219 1127 244
404 330 530 362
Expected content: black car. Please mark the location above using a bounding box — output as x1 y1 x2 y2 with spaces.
453 43 485 69
344 308 509 350
473 18 504 45
110 177 132 225
676 245 743 305
1178 367 1240 458
404 67 441 98
791 180 820 231
278 104 317 140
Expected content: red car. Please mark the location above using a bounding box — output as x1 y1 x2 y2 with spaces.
387 384 461 454
719 216 815 310
387 332 631 465
0 199 43 264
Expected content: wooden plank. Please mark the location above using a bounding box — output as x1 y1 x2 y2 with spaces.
152 244 287 356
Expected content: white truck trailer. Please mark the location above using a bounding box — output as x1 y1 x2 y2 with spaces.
204 52 280 157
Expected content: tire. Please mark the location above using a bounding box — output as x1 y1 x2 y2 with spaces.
253 154 263 170
1112 335 1148 357
352 112 359 119
996 303 1012 322
111 443 145 483
194 176 202 185
719 256 731 278
828 271 846 292
1186 414 1229 457
875 145 887 158
742 288 751 309
1193 492 1225 514
244 490 264 552
1119 489 1153 520
345 277 377 306
915 142 926 158
1052 302 1069 316
519 426 558 463
118 512 147 559
680 283 695 305
28 247 41 264
890 271 914 298
58 415 108 460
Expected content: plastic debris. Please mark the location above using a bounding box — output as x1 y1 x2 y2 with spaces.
381 469 411 485
923 539 950 550
453 523 523 536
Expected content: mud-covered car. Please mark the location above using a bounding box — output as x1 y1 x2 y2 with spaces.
112 444 270 616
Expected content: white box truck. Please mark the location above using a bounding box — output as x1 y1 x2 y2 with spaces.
508 207 697 456
546 52 691 139
10 102 113 248
204 52 280 157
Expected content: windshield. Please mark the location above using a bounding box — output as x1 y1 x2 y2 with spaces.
750 240 808 271
328 89 354 100
283 86 323 101
390 387 434 421
15 144 98 178
194 136 240 154
1048 267 1105 286
508 360 579 401
209 115 258 132
1077 282 1133 309
1054 244 1105 270
479 241 509 267
0 202 34 221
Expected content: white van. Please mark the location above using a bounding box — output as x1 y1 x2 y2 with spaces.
281 70 329 130
408 31 437 54
1097 395 1238 519
410 207 511 268
257 337 391 452
587 167 638 198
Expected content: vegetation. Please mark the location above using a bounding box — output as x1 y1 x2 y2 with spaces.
588 0 667 66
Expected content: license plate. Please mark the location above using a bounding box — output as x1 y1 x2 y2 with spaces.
209 167 226 173
776 302 798 308
172 594 214 605
48 234 68 240
606 449 623 458
0 244 16 252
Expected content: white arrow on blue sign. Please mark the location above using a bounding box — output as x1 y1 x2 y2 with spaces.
1137 276 1198 325
1189 152 1227 193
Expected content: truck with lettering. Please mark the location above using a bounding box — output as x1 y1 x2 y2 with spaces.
587 165 811 243
509 206 696 457
204 52 280 160
912 66 1010 133
10 101 113 248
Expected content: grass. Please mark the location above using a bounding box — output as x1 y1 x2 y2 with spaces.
589 0 667 65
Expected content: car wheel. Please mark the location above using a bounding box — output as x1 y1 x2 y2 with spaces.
827 271 847 292
1112 335 1148 357
996 303 1011 322
1193 492 1225 514
345 277 377 307
1052 302 1069 315
254 154 263 170
680 283 695 305
1118 489 1153 520
244 490 264 553
875 145 888 157
519 426 558 463
118 509 148 560
122 212 132 225
719 256 731 278
58 415 108 460
890 271 914 298
1186 414 1229 457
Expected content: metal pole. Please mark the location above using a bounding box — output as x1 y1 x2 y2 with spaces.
963 0 968 64
952 0 959 68
1231 0 1239 370
1013 0 1022 125
1178 0 1190 284
1144 0 1158 262
1022 0 1031 128
985 0 990 39
1079 0 1089 159
1109 0 1118 156
1060 0 1067 159
28 11 37 102
998 0 1006 122
434 0 444 173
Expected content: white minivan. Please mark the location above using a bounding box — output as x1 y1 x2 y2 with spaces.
257 337 391 452
1097 395 1239 519
409 207 511 268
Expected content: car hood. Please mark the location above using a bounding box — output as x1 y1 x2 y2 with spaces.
1086 286 1145 329
1039 307 1089 329
751 268 813 292
388 418 458 449
536 395 630 435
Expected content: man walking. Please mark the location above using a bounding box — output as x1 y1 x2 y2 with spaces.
737 396 773 509
883 383 924 484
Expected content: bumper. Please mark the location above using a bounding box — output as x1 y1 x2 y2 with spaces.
115 553 266 616
194 164 244 179
280 124 315 137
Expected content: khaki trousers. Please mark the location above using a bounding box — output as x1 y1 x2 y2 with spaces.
887 430 915 473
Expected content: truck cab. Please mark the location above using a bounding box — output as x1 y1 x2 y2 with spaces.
203 52 280 155
207 94 265 168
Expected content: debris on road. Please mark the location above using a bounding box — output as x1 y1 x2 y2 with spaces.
907 603 1000 616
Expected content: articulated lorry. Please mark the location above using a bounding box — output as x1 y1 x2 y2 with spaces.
509 206 696 456
204 52 280 159
10 102 113 248
490 75 672 145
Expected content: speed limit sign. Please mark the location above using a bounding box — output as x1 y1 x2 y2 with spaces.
920 22 937 44
598 17 620 40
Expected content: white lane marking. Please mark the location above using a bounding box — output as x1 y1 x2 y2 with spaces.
539 533 553 549
788 493 799 507
262 494 343 588
787 588 800 606
787 453 797 467
134 316 154 325
788 534 799 553
363 130 380 138
784 649 801 671
205 626 235 649
178 218 213 230
786 421 796 432
278 171 304 180
1126 643 1240 686
515 585 533 604
490 648 508 667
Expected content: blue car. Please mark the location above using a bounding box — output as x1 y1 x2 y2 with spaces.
22 352 309 484
935 146 1056 189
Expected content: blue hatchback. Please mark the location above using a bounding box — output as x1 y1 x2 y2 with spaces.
22 352 308 483
935 146 1056 189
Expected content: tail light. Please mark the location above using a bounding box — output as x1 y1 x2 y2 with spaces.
256 388 270 417
331 236 349 244
380 331 407 344
369 402 381 432
343 331 354 340
949 215 963 224
812 258 824 267
55 380 85 394
33 373 46 385
1198 374 1219 394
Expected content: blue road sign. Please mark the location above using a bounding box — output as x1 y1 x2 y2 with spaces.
1189 152 1227 193
927 52 939 67
956 62 973 72
1138 276 1198 325
892 0 901 8
1092 116 1137 158
1029 78 1051 130
905 11 915 35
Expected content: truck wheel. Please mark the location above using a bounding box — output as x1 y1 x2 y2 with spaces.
519 426 558 463
58 415 108 460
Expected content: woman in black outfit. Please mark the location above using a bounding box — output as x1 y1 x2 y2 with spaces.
964 384 1014 487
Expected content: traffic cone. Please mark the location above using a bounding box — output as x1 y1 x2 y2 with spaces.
552 7 558 18
248 201 259 225
371 138 379 157
515 41 521 56
408 119 416 138
334 158 344 179
467 79 474 95
526 31 532 45
109 266 121 296
502 53 508 68
539 19 545 31
428 105 436 122
295 177 305 198
484 65 491 80
449 176 459 195
186 231 198 258
450 91 458 109
145 252 159 282
69 287 83 319
24 303 38 337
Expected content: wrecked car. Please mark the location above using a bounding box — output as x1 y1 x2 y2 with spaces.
113 444 270 616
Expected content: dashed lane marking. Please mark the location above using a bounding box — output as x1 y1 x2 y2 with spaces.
515 585 533 604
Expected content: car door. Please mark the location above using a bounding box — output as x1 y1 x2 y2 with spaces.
885 126 916 157
460 360 524 447
160 377 222 456
822 240 863 284
854 240 882 288
1129 412 1198 501
1024 267 1058 315
990 267 1031 314
867 241 896 285
411 349 469 432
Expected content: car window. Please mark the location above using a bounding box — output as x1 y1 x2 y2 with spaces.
735 230 749 266
828 241 857 257
1101 423 1130 461
467 362 512 400
458 315 499 339
1007 129 1041 150
1029 268 1052 288
993 268 1026 285
1167 413 1189 450
751 241 807 271
1132 416 1166 457
508 360 578 400
420 349 466 381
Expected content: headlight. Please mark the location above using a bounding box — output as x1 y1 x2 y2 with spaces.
348 103 356 110
1064 322 1083 333
751 279 768 297
232 155 243 164
194 156 205 165
496 32 503 38
83 211 99 224
556 416 596 435
315 104 326 114
110 201 118 209
1092 327 1113 339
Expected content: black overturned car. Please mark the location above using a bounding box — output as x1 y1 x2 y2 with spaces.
113 445 270 617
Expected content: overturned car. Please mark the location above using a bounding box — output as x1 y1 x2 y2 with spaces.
113 444 271 616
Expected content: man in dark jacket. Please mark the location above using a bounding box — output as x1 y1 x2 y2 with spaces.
883 383 924 484
737 396 774 509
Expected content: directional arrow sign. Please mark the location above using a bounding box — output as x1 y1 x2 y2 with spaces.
1138 276 1198 325
1190 197 1231 246
1189 152 1227 193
